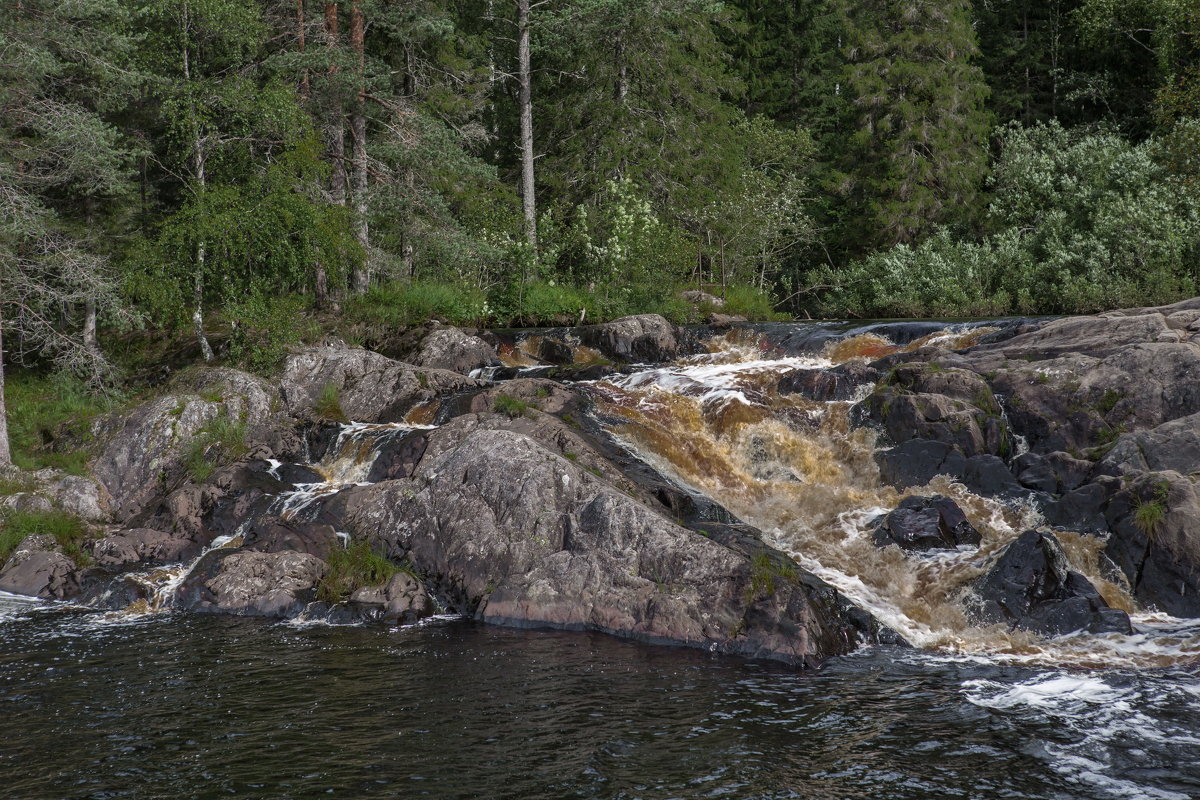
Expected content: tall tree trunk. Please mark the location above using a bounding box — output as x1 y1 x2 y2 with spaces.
349 0 369 294
298 0 309 100
517 0 537 253
325 2 346 206
193 141 214 363
0 296 11 469
83 196 98 353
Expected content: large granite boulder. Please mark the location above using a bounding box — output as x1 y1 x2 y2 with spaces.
0 535 81 600
409 327 500 375
175 549 327 617
973 530 1131 636
91 368 278 522
92 528 205 569
577 314 683 363
341 422 875 666
279 344 485 422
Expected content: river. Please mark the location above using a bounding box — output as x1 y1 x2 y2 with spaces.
2 319 1199 799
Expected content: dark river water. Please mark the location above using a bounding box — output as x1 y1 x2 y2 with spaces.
2 599 1198 800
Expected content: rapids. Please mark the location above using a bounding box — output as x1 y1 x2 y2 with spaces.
588 327 1200 668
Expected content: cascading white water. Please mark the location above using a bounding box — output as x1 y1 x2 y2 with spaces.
589 327 1200 668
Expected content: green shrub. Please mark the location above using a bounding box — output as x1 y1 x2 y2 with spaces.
184 414 248 483
316 540 402 603
718 285 787 321
225 293 319 376
0 509 92 567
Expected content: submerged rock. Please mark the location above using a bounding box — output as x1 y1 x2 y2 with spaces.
778 362 879 402
871 496 981 552
973 530 1131 636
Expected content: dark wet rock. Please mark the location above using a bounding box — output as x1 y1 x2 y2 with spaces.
92 528 204 568
138 458 290 544
78 572 152 611
342 424 876 666
409 326 501 375
1043 481 1117 533
577 314 684 363
778 362 880 402
365 431 429 483
272 463 326 486
176 549 326 617
1104 472 1200 617
0 535 80 600
279 344 485 423
973 530 1132 636
242 517 340 561
535 336 574 365
1013 453 1058 494
1101 412 1200 475
350 572 435 623
876 439 967 490
962 455 1023 497
871 496 981 551
854 364 1010 459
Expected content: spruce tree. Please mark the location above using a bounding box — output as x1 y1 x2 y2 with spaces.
832 0 992 248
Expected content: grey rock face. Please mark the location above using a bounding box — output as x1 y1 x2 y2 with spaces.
279 344 484 422
343 424 866 666
92 528 204 568
176 549 327 617
0 535 80 600
1102 413 1200 475
1104 472 1200 617
91 368 278 522
973 530 1132 636
350 572 435 623
410 327 501 374
578 314 683 363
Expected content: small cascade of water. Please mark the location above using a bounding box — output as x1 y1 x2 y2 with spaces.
590 327 1200 667
110 418 437 618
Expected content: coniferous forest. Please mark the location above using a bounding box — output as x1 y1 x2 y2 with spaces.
1 0 1199 465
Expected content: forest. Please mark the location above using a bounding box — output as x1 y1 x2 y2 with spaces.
1 0 1199 467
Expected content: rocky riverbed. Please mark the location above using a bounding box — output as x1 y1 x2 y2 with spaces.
4 300 1200 669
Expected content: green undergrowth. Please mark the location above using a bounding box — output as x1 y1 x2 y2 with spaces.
4 372 126 475
316 540 403 603
0 509 92 567
493 393 533 418
1133 480 1172 539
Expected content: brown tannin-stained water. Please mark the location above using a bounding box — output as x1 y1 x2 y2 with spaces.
590 328 1200 669
3 322 1200 799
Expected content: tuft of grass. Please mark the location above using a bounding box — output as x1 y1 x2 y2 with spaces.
316 540 402 603
184 414 249 483
744 550 800 604
1133 480 1171 539
0 509 92 567
1097 388 1125 416
314 382 348 423
0 474 37 496
344 281 488 328
494 393 532 418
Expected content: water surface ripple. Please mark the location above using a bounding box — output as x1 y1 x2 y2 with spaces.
2 607 1197 799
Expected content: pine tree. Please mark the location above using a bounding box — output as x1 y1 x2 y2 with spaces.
832 0 992 248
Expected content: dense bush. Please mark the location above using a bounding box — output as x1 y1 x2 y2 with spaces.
807 121 1200 318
